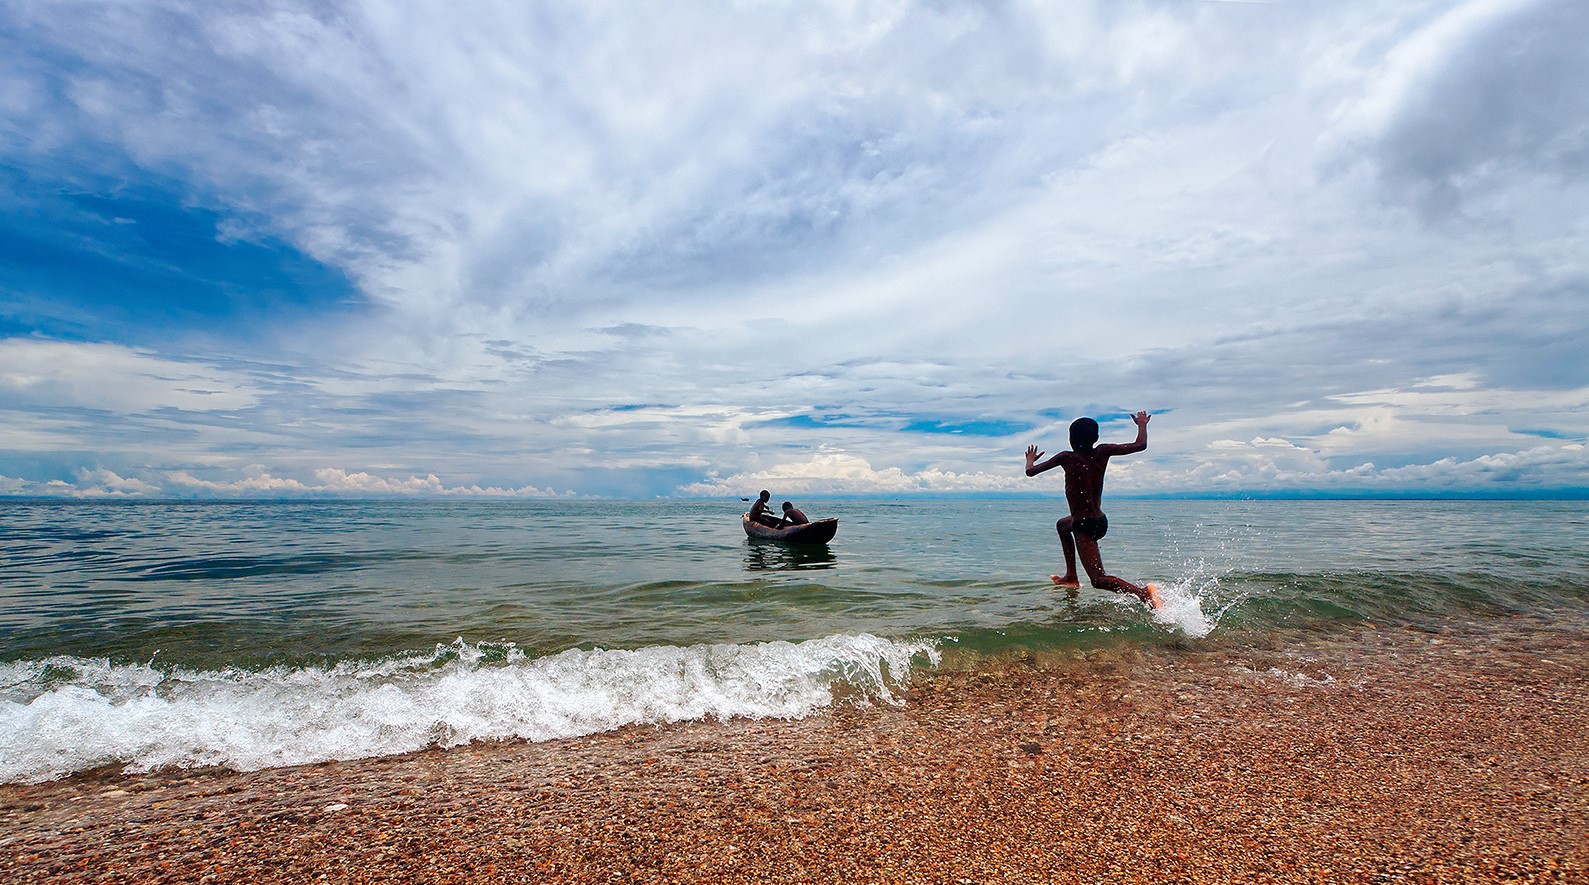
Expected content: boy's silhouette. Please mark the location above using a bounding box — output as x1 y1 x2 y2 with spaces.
748 490 781 528
1025 411 1161 609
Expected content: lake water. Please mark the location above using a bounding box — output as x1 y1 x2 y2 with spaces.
3 498 1585 783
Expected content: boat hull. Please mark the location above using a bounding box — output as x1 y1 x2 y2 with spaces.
741 514 838 544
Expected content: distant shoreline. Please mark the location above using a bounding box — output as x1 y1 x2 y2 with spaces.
5 622 1583 884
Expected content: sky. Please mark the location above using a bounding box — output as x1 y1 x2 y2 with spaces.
2 0 1587 499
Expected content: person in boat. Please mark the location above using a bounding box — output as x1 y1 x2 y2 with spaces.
1024 411 1162 609
748 490 782 528
779 501 810 527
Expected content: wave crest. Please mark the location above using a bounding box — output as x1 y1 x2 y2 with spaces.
0 633 938 784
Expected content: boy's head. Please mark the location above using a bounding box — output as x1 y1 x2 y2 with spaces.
759 490 771 501
1069 417 1100 450
781 501 794 511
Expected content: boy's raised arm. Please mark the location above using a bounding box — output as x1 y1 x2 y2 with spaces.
1025 444 1064 476
1099 411 1150 456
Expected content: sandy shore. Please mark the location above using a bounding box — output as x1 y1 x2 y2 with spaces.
3 621 1585 884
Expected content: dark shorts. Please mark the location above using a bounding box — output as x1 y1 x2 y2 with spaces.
1070 514 1108 540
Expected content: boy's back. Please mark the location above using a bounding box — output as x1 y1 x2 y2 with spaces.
1054 444 1130 520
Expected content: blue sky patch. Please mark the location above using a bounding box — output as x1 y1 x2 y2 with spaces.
0 166 362 343
900 418 1033 437
756 413 1030 437
756 414 869 430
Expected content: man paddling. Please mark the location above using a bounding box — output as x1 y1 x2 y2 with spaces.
1024 411 1162 609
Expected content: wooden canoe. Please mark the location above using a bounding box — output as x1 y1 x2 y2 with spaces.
741 514 838 544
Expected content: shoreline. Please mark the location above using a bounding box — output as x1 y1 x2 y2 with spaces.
4 622 1585 884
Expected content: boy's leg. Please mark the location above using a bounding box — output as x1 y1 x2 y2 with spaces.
1075 534 1160 608
1050 517 1080 587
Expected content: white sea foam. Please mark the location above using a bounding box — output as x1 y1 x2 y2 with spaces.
0 633 938 784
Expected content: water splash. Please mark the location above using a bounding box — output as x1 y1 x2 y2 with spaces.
1147 555 1240 639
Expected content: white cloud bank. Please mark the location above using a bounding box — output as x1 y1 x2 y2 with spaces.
167 467 565 497
677 451 1027 497
1 467 565 499
674 441 1589 498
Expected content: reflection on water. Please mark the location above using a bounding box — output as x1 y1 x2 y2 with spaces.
743 539 837 571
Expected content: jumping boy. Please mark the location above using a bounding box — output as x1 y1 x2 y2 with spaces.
1024 411 1162 609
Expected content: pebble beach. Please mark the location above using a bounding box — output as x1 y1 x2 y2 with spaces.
4 621 1584 884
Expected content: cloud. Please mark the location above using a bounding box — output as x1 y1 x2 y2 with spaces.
1334 0 1589 218
0 468 158 498
1201 441 1589 493
167 466 565 497
676 451 1025 497
675 438 1589 499
2 465 565 498
0 339 259 413
2 1 1588 499
74 468 162 498
1372 443 1588 487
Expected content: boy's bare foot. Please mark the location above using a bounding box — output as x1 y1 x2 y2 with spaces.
1050 575 1080 588
1144 583 1163 610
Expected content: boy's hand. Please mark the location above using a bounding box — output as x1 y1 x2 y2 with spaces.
1025 444 1044 467
1132 410 1151 426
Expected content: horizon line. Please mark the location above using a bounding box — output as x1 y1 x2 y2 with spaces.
5 490 1587 503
